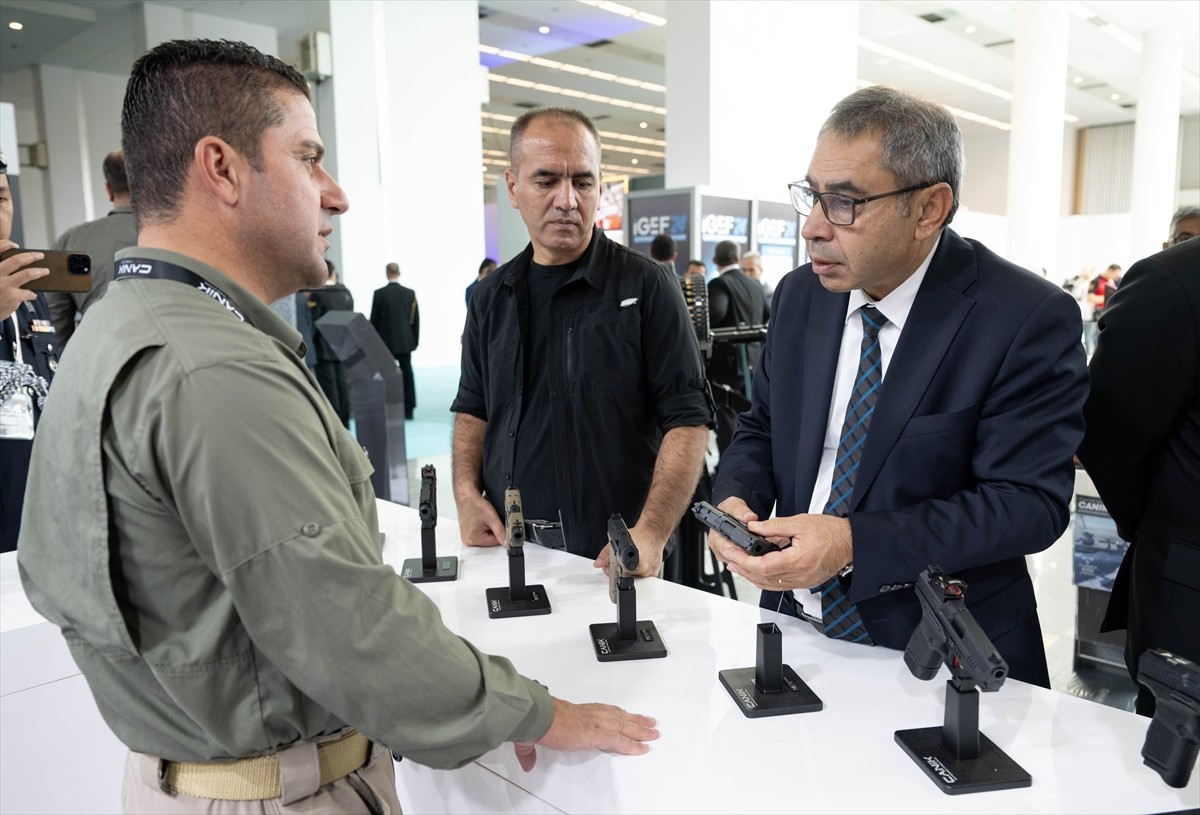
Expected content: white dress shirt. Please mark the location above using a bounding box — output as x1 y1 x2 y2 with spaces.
794 236 940 616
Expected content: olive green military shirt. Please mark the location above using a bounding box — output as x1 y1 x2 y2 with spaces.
18 248 552 765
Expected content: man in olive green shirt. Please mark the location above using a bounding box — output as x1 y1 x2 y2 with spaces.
18 39 656 814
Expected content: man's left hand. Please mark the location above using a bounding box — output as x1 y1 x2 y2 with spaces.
714 513 853 591
592 524 665 578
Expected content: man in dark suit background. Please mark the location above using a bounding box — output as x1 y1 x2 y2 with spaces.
707 239 769 452
1078 235 1200 715
370 261 419 419
707 86 1088 687
707 239 770 388
308 260 355 428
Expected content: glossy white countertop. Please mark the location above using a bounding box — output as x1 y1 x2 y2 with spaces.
376 501 1198 814
2 504 1196 814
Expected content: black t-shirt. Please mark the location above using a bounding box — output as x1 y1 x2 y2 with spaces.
512 259 579 520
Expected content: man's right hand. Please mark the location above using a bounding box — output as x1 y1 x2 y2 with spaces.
457 493 505 547
512 697 659 771
0 242 48 321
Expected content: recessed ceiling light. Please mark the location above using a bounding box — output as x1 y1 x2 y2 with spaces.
1073 76 1084 84
638 121 647 129
964 25 976 34
577 0 667 27
631 158 639 165
1110 93 1120 101
538 25 550 34
8 21 23 30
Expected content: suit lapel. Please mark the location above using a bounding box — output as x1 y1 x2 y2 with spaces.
796 288 847 511
851 231 977 508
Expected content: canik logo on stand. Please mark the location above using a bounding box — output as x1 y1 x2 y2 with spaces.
922 755 957 784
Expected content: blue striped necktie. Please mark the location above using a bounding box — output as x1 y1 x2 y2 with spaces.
815 304 887 645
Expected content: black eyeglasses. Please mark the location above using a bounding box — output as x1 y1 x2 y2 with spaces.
788 181 939 226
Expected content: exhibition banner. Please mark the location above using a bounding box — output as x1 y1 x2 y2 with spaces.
700 195 750 279
629 192 691 276
754 200 802 280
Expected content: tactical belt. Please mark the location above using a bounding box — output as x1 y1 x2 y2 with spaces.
162 730 370 801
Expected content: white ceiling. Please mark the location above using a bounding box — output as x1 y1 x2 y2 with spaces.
1 0 1197 190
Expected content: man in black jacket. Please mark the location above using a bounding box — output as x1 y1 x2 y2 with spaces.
1078 236 1200 715
452 107 713 574
369 262 419 419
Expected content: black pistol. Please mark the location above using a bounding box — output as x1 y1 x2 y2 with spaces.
1138 649 1200 788
606 514 640 603
418 465 437 529
904 565 1008 692
691 501 780 556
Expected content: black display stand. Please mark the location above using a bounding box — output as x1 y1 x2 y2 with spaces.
401 467 458 583
401 526 458 583
718 623 822 718
895 679 1032 795
486 541 551 618
589 568 666 661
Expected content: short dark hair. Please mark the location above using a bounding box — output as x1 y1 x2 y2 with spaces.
479 257 497 275
713 240 739 266
386 262 400 278
102 150 129 196
509 107 601 169
649 233 676 261
122 39 310 227
820 86 964 227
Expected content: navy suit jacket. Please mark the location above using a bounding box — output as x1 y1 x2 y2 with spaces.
714 228 1088 683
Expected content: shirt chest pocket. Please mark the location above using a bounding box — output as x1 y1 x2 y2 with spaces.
565 305 641 390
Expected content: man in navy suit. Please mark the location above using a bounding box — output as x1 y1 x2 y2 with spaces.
708 86 1088 687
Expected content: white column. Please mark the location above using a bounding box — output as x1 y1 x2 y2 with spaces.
1130 28 1183 259
1006 2 1068 273
36 64 89 238
666 0 857 202
328 0 482 367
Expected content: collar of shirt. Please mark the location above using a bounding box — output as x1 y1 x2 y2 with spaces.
507 228 605 291
114 246 305 357
844 234 941 337
717 263 740 275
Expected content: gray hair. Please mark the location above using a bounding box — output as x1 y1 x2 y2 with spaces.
819 86 964 227
1169 205 1200 236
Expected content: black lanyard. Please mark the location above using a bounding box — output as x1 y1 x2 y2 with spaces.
115 257 250 325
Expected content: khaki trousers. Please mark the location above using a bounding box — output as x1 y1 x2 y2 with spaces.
122 732 403 815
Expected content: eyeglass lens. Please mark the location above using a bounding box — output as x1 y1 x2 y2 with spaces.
791 186 854 225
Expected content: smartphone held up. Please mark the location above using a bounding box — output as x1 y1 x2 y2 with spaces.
2 249 92 292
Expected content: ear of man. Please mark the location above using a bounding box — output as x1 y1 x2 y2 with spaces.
913 182 954 241
194 136 246 210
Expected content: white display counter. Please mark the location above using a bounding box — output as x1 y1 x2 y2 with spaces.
2 500 1195 814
